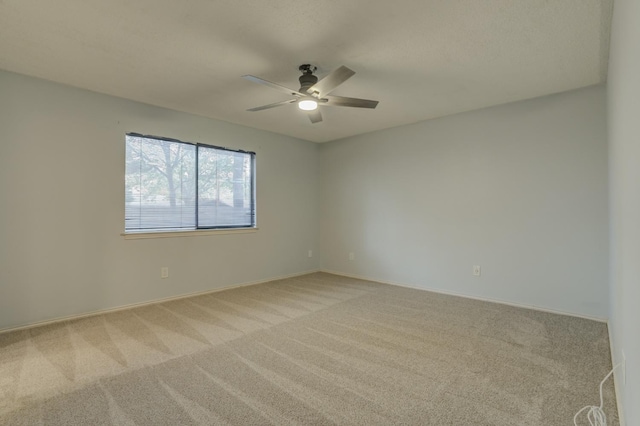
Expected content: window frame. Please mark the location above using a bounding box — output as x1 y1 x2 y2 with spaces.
124 133 256 237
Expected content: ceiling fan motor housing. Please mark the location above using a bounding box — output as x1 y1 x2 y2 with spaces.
298 64 318 94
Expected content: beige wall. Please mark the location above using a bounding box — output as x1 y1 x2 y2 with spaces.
608 0 640 422
319 85 609 319
0 70 320 330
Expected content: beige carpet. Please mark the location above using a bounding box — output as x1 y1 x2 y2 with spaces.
0 272 618 425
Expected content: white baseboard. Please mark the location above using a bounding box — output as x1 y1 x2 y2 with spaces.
2 267 607 329
320 269 608 323
0 269 320 335
608 322 626 426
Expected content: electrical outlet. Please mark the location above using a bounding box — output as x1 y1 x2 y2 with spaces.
473 265 481 276
308 250 313 258
349 252 355 261
161 267 169 279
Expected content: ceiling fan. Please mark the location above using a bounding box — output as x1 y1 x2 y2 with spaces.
242 64 379 123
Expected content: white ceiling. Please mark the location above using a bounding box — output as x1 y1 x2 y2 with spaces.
0 0 613 143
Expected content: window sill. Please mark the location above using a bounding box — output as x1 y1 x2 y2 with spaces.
121 227 258 240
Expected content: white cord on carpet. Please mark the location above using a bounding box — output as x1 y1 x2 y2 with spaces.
573 363 621 426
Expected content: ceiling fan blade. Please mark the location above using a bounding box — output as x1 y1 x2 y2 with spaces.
247 98 297 112
308 109 323 124
242 75 306 97
306 66 355 97
324 95 379 109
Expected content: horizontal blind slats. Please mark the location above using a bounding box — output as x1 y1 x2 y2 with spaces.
125 135 255 232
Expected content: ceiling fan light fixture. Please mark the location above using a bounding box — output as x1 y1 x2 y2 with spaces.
298 99 318 111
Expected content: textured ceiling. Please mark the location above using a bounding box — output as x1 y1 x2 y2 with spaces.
0 0 613 143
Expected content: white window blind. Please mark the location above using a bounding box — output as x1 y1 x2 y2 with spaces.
125 134 255 232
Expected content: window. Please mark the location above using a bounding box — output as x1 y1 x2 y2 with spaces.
125 133 255 233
